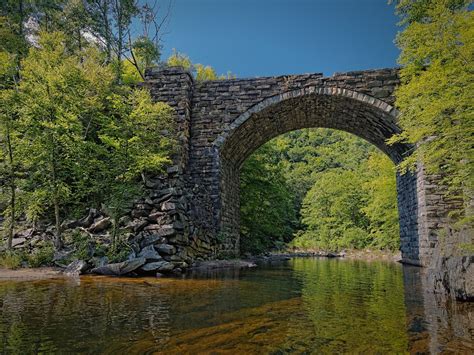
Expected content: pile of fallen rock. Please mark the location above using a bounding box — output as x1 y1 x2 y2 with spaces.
1 207 190 277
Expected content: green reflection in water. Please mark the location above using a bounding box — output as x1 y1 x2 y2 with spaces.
290 258 409 353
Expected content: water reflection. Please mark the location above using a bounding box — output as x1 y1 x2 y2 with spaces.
0 259 472 353
403 265 474 353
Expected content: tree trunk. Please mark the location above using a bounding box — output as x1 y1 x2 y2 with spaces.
53 196 62 250
50 134 62 250
111 217 117 251
6 122 15 250
7 184 15 250
114 0 123 83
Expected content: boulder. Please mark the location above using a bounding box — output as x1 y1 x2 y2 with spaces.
143 225 176 237
125 218 149 232
166 165 179 174
152 193 173 205
168 233 188 245
91 256 108 268
68 208 98 228
91 257 146 276
88 217 111 233
148 211 166 223
127 250 137 260
161 201 176 212
64 260 89 276
139 233 167 249
12 237 27 248
118 215 132 227
15 228 34 238
131 209 149 218
156 243 176 255
138 245 163 261
53 249 73 266
140 261 174 272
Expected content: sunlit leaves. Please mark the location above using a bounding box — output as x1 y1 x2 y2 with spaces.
391 0 473 216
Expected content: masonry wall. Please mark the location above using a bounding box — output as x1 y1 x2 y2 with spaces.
397 172 421 265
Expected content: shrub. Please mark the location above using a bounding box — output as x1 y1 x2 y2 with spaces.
27 244 55 268
0 251 23 269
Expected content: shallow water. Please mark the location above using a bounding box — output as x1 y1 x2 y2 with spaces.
0 258 472 354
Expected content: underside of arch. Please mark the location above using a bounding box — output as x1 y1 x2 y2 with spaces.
214 88 420 264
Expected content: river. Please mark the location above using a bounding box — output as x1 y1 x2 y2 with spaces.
0 258 472 353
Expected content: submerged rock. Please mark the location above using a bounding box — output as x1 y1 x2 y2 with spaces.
91 257 146 276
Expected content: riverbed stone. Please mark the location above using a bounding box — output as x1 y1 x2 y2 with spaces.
91 257 146 276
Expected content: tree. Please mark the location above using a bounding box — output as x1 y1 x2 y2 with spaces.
167 50 235 81
0 85 21 250
99 88 175 248
167 49 192 69
389 0 473 223
240 142 297 254
0 8 29 249
18 32 93 248
295 169 370 251
361 153 400 250
240 128 400 253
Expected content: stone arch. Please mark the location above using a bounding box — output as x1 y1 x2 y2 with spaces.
213 87 419 263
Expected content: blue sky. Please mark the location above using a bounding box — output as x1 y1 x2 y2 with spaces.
156 0 401 78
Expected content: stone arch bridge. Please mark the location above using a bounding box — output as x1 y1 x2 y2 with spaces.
129 66 451 269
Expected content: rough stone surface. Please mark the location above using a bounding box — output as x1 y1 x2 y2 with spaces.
156 243 176 255
121 66 470 295
88 217 111 233
91 257 146 276
140 260 175 272
64 260 88 276
138 245 163 261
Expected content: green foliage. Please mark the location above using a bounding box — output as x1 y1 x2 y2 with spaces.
389 0 473 221
17 31 115 247
361 154 400 250
296 169 370 251
0 28 175 252
98 87 175 246
68 230 94 261
272 129 376 209
167 49 192 69
167 50 235 81
0 251 22 269
27 244 55 268
240 142 297 254
291 149 399 252
106 237 131 263
241 128 400 254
